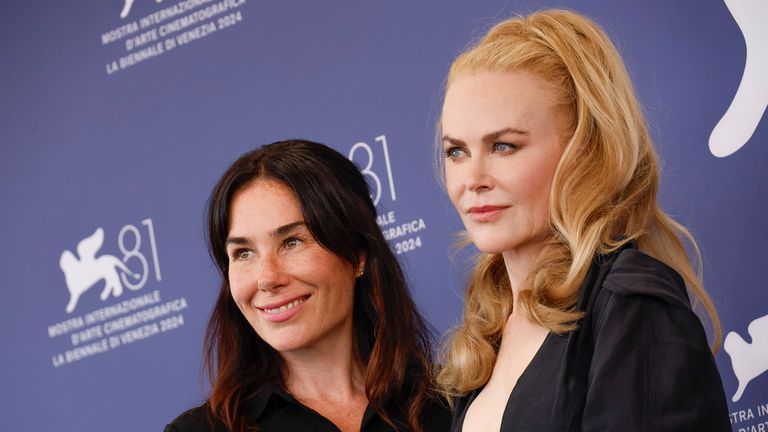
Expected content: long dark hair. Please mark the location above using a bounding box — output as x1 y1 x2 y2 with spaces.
204 139 436 431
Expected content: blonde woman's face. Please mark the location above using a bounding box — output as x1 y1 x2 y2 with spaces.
442 70 567 260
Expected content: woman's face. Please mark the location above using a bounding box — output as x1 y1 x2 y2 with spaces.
441 70 568 260
226 179 359 354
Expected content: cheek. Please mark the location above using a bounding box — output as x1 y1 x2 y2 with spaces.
227 268 252 305
444 166 463 207
521 168 556 218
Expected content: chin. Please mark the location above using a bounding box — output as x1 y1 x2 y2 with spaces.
468 236 515 254
463 224 515 253
261 335 309 353
471 234 553 262
254 327 310 353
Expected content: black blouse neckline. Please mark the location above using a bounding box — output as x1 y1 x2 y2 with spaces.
449 242 730 432
457 330 558 431
245 385 380 429
165 382 453 432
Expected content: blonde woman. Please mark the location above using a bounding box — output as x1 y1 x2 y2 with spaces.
437 10 730 431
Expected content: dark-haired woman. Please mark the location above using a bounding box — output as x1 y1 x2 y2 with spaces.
165 140 450 432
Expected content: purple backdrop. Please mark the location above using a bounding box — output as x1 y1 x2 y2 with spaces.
1 1 765 430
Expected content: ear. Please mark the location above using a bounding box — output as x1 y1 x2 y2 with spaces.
356 253 367 278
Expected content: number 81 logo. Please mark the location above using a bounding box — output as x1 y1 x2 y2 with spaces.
348 134 397 206
58 218 161 313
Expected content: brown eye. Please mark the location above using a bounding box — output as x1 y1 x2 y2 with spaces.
231 249 253 261
284 237 304 249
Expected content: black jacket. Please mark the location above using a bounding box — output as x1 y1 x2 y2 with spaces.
452 243 730 431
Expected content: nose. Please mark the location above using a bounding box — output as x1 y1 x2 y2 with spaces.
256 254 290 292
464 156 493 192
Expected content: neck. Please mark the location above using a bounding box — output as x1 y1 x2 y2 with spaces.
281 325 366 402
501 241 547 315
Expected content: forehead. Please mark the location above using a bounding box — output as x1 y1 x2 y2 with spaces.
228 179 303 233
441 70 562 136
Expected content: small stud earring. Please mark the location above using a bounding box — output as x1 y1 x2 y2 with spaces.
357 270 364 277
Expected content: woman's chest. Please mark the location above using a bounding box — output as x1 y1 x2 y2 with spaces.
455 332 589 432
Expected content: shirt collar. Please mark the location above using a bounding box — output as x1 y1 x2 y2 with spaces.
245 384 383 427
245 385 293 422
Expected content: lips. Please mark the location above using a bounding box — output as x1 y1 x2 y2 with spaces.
257 295 310 323
466 205 509 223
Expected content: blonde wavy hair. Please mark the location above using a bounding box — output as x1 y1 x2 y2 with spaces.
436 9 722 398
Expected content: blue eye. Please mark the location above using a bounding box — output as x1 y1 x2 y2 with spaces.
445 147 466 159
493 142 517 153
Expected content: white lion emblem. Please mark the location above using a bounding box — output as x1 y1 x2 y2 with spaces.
59 227 139 313
723 313 768 402
709 0 768 157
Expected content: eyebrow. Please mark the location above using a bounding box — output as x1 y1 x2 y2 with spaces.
225 221 306 247
442 127 529 146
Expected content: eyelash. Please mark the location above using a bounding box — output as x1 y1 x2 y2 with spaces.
283 236 304 249
228 236 305 261
444 142 518 159
493 142 518 153
445 146 465 159
230 248 253 261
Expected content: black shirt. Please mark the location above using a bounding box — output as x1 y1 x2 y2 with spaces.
452 244 730 431
166 386 452 432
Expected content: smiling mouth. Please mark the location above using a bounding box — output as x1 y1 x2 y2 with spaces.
258 295 310 315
